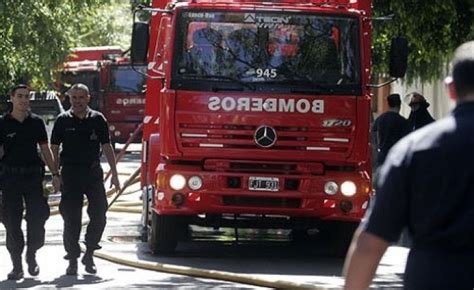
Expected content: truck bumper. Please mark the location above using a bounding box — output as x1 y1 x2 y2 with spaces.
151 163 372 223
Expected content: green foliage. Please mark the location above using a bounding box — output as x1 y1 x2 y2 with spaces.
373 0 473 82
74 1 133 49
0 0 109 94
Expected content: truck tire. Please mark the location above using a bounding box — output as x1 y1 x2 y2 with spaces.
149 212 179 255
321 221 359 257
140 187 152 242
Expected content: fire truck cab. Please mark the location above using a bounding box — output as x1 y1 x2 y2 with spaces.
133 0 407 255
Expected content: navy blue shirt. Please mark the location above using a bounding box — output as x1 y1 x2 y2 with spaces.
363 102 474 288
0 112 48 167
365 102 474 249
51 109 110 166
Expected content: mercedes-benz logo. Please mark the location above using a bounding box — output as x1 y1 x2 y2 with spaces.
254 125 277 148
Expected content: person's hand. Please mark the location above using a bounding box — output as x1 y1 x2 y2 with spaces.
111 174 121 193
52 175 61 193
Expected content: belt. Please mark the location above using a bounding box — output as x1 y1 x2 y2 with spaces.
3 166 44 175
61 161 101 168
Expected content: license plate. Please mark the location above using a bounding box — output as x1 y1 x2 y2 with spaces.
248 177 279 192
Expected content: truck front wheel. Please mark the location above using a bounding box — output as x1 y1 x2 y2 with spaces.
149 212 179 255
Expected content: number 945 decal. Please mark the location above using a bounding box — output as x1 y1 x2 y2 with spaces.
256 68 277 78
322 119 352 127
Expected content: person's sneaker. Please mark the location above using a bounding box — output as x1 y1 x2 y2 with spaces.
7 268 24 280
66 259 78 276
26 252 39 276
81 253 97 274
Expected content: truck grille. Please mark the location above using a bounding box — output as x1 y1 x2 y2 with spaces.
178 123 352 152
223 196 301 208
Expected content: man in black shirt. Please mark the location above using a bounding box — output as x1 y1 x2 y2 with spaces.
343 41 474 289
0 84 59 280
372 93 410 166
51 83 120 275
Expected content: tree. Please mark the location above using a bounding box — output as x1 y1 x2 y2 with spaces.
73 1 134 49
0 0 108 94
372 0 473 82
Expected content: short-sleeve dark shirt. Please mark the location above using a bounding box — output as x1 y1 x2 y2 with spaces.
372 111 410 164
363 102 474 288
365 102 474 249
0 112 48 167
51 109 110 166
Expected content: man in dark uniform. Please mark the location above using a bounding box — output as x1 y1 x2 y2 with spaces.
372 93 410 167
51 83 120 275
407 92 435 131
343 41 474 289
0 84 60 280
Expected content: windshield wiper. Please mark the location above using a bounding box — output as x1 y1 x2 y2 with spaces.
198 75 256 91
290 84 333 94
290 84 361 95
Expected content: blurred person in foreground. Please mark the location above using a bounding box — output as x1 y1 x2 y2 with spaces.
343 41 474 290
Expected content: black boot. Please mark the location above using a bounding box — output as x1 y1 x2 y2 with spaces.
66 259 78 276
81 251 97 274
7 268 24 280
7 255 23 280
26 251 39 276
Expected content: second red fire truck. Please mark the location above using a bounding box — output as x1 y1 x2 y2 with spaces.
60 46 147 145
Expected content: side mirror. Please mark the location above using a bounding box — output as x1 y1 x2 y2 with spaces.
131 21 149 63
389 37 409 78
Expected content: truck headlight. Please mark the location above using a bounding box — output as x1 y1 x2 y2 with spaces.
188 176 203 190
341 181 357 197
169 174 186 190
324 181 338 195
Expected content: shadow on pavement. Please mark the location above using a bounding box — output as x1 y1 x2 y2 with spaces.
129 276 260 289
131 230 344 276
0 275 112 289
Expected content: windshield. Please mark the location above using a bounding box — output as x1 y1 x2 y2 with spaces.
172 11 361 95
110 65 146 93
61 71 100 93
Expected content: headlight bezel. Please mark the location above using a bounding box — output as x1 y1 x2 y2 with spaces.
324 181 338 195
169 174 186 191
188 176 203 190
340 181 357 197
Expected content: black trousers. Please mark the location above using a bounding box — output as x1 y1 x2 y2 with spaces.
59 164 107 259
1 171 49 265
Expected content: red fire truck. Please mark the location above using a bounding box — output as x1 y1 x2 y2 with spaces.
133 0 407 254
60 46 147 144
